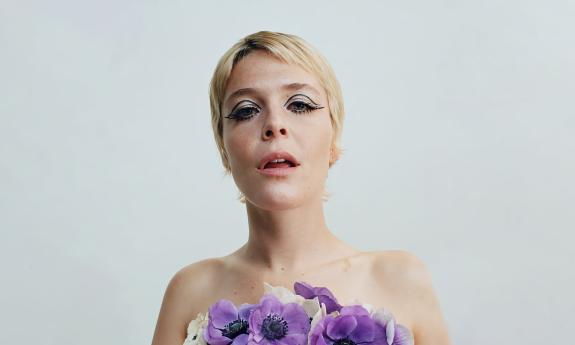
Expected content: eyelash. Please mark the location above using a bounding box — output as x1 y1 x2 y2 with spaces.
225 100 324 122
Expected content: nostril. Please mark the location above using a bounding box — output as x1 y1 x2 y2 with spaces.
280 128 286 135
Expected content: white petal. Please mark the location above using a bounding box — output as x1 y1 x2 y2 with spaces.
302 297 321 318
361 302 374 315
262 281 305 304
310 300 327 331
386 319 396 345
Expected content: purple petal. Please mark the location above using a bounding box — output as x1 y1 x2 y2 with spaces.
280 333 308 345
392 324 414 345
232 334 250 345
259 294 282 316
317 296 341 314
248 309 264 337
339 305 370 317
238 303 257 321
282 303 311 334
309 316 333 345
312 287 337 300
204 323 231 345
210 299 239 329
348 316 375 343
326 315 357 340
294 281 315 299
312 334 329 345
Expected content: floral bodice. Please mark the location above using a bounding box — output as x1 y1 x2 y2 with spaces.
183 281 414 345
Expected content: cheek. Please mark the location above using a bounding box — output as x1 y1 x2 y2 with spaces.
298 117 333 169
223 126 253 169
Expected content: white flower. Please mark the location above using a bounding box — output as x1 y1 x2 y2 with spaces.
182 311 209 345
309 299 327 334
263 281 304 303
262 281 322 319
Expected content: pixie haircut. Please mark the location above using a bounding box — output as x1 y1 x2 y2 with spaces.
209 31 345 203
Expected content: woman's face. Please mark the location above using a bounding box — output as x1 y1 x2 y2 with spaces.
222 50 333 210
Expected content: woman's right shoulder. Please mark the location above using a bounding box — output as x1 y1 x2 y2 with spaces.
151 257 226 345
174 257 225 285
168 257 228 307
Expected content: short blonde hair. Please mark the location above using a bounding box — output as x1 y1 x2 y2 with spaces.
209 31 345 203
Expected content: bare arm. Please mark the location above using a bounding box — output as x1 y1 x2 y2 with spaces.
398 252 452 345
151 261 216 345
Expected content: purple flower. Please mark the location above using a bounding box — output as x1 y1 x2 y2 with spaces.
294 281 342 314
204 300 257 345
372 309 413 345
247 293 311 345
309 305 388 345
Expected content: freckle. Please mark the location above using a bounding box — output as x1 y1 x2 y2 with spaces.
281 267 285 271
233 290 238 295
250 285 255 289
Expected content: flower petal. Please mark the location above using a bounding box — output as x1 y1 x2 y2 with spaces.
294 282 315 299
348 315 375 343
301 297 321 319
309 321 330 345
248 309 264 338
326 315 357 340
204 323 231 345
259 294 282 316
339 305 370 317
372 308 395 329
232 334 250 345
238 303 258 321
282 303 311 335
281 333 308 345
210 300 239 329
392 324 414 345
386 318 396 345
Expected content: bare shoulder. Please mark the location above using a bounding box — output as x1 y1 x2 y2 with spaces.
151 257 225 345
371 250 453 345
370 250 431 286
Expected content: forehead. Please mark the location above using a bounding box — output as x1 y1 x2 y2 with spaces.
224 50 324 105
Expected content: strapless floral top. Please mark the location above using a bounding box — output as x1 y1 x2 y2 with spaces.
182 281 414 345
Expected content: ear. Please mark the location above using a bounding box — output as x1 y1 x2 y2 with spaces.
329 146 338 166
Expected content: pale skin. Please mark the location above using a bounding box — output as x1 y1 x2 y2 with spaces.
151 50 452 345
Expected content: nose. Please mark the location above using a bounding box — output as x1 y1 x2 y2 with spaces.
261 107 288 140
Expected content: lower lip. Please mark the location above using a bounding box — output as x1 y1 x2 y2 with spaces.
256 165 300 176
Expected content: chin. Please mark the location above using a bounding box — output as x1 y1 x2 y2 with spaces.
245 187 308 211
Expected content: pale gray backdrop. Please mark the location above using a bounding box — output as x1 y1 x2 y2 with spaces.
1 1 573 344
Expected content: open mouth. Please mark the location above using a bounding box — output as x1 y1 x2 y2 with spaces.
263 158 297 169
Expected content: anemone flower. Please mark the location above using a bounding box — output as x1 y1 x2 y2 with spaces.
294 281 342 314
183 312 209 345
309 305 388 345
372 308 414 345
248 293 311 345
204 299 257 345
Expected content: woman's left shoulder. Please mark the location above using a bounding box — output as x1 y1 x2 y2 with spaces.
369 249 429 280
369 250 453 345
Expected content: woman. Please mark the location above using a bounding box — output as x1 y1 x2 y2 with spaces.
152 31 452 345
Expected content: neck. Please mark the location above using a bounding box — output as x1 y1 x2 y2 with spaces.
240 194 357 274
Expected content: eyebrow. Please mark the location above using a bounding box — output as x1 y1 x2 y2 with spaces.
224 82 321 105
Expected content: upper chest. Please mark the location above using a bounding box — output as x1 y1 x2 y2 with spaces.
198 251 414 330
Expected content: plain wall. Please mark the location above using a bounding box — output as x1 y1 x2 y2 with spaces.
1 0 573 344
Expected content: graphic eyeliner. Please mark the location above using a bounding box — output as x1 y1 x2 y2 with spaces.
283 93 322 107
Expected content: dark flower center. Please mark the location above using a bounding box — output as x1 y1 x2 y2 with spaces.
334 338 356 345
261 313 288 340
222 319 249 339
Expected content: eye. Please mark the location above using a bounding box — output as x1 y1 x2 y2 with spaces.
288 100 324 114
225 104 260 121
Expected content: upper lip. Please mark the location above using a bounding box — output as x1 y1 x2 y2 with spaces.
258 151 301 169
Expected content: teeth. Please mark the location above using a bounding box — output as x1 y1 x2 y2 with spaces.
270 158 286 163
